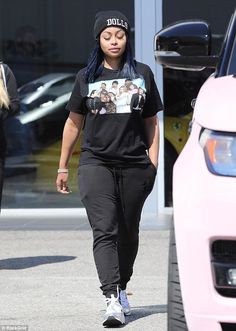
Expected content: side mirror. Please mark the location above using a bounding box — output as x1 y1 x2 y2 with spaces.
154 20 219 71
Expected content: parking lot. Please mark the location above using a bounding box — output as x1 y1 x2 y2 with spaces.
0 212 171 331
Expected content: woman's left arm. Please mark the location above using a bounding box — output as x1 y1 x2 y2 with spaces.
144 115 160 168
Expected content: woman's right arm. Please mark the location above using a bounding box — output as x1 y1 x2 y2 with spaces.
56 111 84 194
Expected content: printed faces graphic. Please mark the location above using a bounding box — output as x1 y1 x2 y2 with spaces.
87 78 146 115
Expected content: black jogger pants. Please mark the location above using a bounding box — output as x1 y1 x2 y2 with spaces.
0 158 4 211
78 163 156 297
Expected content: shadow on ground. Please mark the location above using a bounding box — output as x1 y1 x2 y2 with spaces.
0 255 77 269
101 304 167 328
126 304 167 324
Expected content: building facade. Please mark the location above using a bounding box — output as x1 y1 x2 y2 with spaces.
1 0 235 217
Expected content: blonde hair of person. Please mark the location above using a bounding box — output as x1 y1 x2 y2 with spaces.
0 68 10 109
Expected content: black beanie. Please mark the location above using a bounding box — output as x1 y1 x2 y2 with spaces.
94 10 130 39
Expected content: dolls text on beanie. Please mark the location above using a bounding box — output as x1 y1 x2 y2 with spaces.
94 10 130 39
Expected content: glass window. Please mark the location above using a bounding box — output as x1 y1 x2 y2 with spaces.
1 0 134 208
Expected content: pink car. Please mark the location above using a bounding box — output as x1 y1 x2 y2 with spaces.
155 10 236 331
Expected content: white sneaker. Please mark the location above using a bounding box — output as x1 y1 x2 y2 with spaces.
119 290 131 316
103 294 125 327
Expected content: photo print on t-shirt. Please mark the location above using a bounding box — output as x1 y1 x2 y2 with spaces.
86 78 146 115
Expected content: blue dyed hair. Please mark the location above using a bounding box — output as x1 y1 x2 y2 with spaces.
84 37 139 83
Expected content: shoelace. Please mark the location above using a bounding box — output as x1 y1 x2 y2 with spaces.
105 294 119 307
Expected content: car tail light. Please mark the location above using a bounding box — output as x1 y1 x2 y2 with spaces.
199 129 236 176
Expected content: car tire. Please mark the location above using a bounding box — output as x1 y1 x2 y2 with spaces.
168 226 188 330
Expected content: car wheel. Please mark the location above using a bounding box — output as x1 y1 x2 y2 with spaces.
168 226 188 330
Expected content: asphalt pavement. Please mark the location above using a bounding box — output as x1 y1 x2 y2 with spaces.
0 211 171 331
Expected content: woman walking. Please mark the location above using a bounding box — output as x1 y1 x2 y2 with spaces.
56 10 163 327
0 62 19 210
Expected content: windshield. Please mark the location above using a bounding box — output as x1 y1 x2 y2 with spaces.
18 82 44 95
227 33 236 75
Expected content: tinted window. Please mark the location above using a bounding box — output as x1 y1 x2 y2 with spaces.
1 1 134 209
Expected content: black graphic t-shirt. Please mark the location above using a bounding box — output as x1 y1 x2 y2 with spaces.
66 61 163 166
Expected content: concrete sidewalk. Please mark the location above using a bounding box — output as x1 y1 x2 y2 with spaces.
0 217 170 331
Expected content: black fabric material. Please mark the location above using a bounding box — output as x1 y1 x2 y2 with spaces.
0 158 4 211
0 63 20 157
78 163 157 297
66 63 163 166
93 10 130 39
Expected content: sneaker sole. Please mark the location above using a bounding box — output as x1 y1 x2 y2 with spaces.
103 316 125 327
